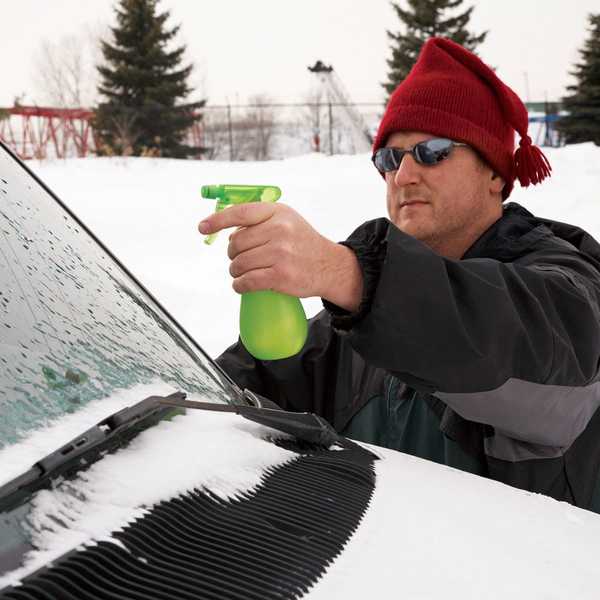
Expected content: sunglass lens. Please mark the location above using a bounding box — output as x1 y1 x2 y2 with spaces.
416 138 453 164
375 148 401 172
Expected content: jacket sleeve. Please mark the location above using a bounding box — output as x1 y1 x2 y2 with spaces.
215 310 341 423
324 219 600 447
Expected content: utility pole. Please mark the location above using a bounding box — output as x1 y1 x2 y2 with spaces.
523 71 531 103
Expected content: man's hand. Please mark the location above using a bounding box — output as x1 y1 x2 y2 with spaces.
198 202 363 311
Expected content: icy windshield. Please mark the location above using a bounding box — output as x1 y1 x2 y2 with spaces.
0 145 238 448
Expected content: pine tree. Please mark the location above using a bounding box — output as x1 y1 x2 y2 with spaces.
383 0 487 97
94 0 205 157
556 13 600 146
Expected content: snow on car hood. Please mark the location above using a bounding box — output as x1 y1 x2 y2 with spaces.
0 382 295 587
307 445 600 599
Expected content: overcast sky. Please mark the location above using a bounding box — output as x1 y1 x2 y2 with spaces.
2 0 598 107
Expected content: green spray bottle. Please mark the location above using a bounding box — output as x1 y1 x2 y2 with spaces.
201 184 308 360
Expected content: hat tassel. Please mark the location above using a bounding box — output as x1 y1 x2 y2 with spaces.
514 136 552 187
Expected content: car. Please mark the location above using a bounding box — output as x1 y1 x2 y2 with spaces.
1 140 600 599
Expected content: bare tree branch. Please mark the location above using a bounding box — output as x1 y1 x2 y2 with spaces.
32 24 108 108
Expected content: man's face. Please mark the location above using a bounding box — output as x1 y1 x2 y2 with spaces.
384 131 501 258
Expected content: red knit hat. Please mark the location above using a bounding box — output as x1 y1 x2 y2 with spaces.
373 37 551 199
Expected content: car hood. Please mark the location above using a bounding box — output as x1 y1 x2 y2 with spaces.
309 445 600 599
2 392 600 598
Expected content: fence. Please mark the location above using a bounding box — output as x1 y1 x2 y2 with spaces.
191 101 384 161
0 102 384 161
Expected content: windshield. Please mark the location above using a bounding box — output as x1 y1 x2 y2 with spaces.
0 144 239 449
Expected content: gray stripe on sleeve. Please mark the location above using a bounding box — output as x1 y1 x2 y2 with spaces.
435 378 600 448
484 429 564 462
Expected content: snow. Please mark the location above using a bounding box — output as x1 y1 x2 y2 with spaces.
307 446 600 599
4 144 600 594
0 386 295 588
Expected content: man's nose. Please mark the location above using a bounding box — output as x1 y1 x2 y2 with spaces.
392 153 422 187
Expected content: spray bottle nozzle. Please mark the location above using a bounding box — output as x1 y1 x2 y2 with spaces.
200 185 223 199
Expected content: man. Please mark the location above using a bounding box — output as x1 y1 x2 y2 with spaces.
199 38 600 512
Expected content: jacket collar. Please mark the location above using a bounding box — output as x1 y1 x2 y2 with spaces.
462 202 552 261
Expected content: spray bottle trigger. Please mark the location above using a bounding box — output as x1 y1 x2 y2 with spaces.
203 198 229 245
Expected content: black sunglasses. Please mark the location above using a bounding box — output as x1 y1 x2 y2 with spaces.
372 138 469 173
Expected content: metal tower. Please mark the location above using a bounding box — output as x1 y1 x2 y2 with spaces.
308 61 373 154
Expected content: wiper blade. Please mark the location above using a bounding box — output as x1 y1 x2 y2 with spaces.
0 391 186 513
161 389 373 453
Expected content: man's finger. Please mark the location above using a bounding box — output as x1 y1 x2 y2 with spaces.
228 226 245 241
199 202 276 235
229 243 275 278
227 225 271 260
232 267 277 295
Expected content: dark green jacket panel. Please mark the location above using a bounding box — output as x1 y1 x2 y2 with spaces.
342 376 486 477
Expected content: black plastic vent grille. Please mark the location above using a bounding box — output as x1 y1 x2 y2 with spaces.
1 446 376 600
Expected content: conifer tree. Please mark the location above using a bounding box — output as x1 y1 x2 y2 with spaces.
383 0 487 97
556 13 600 146
94 0 204 157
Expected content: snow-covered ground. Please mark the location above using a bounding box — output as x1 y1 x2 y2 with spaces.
31 143 600 359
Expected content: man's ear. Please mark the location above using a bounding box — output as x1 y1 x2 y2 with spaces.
490 172 505 195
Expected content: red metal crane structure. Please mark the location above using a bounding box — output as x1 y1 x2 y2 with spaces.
0 106 99 160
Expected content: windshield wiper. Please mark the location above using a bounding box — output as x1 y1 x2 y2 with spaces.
162 391 361 449
0 391 187 513
0 390 372 514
